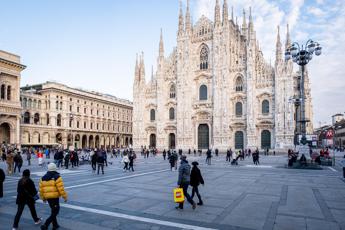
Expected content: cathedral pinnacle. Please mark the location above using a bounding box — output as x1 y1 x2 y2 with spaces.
223 0 229 25
140 52 145 81
242 9 247 29
249 7 254 32
159 28 164 58
231 6 234 21
214 0 221 27
275 26 282 63
285 24 291 51
185 0 191 33
178 1 184 36
135 53 139 82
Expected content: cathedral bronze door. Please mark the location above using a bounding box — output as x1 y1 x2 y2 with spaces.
149 134 156 148
235 131 244 149
0 123 10 144
198 124 209 149
169 133 175 149
261 130 271 149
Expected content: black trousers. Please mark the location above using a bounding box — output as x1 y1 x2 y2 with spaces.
123 162 129 170
97 163 104 174
14 163 22 173
343 167 345 178
178 183 194 209
91 162 97 171
13 202 39 228
44 198 60 228
191 185 202 203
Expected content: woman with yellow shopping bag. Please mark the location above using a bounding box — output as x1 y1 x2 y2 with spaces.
175 155 196 210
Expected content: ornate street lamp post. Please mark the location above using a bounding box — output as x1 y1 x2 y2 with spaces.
285 40 322 153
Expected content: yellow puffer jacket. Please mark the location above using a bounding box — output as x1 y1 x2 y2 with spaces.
39 171 67 201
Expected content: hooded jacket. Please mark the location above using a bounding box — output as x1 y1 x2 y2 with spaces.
178 160 191 185
39 171 67 201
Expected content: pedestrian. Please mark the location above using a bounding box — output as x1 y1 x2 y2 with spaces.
97 150 105 175
193 149 196 156
39 163 67 230
176 155 196 210
0 168 5 198
26 150 31 166
102 149 108 167
64 152 70 169
13 169 42 230
14 152 23 174
342 158 345 179
6 151 14 175
190 161 204 205
226 149 231 162
206 149 212 165
129 153 135 172
163 149 166 160
173 151 178 170
91 151 97 173
122 153 129 172
168 152 175 171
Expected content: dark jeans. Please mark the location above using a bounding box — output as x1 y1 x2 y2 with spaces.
91 162 97 171
226 155 231 162
14 163 22 173
178 183 194 209
97 163 104 174
13 202 39 228
191 185 202 203
44 199 60 228
123 162 129 171
129 164 134 171
343 167 345 178
56 159 62 168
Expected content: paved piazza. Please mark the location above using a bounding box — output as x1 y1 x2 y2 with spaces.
1 153 345 230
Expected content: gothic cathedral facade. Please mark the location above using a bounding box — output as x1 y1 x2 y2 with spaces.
133 0 313 151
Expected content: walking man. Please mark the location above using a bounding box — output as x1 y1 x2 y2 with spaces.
39 163 67 230
176 155 196 210
190 161 204 205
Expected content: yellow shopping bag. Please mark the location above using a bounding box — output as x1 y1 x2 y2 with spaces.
174 187 185 203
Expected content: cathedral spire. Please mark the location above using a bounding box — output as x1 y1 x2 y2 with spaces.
185 0 191 33
214 0 221 27
231 6 234 21
135 53 140 82
223 0 229 25
242 9 247 29
275 26 282 64
249 7 254 32
285 24 291 50
151 65 154 82
242 9 247 39
140 52 145 82
159 28 164 58
178 1 184 36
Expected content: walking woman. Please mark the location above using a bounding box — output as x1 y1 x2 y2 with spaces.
122 153 129 172
190 161 204 205
13 169 42 230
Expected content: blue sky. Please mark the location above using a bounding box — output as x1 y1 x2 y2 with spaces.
0 0 344 127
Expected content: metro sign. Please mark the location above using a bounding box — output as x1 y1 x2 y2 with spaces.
326 130 334 139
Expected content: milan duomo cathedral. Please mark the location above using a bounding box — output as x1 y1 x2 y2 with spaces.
133 0 313 151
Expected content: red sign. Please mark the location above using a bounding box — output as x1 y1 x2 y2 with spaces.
326 130 334 139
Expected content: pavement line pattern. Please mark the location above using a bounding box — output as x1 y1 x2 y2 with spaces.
328 167 337 172
65 169 170 189
36 201 217 230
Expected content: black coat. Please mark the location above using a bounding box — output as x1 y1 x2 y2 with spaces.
16 177 37 204
190 166 204 187
0 168 5 198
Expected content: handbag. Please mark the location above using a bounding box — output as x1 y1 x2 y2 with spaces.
173 187 185 203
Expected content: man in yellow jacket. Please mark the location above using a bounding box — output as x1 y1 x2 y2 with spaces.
39 163 67 230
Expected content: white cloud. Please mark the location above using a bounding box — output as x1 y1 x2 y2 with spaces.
307 6 325 17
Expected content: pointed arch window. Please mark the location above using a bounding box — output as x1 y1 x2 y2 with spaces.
169 84 176 98
150 109 155 121
235 76 243 92
235 102 243 117
199 85 208 100
262 100 269 114
169 107 175 120
200 45 209 70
